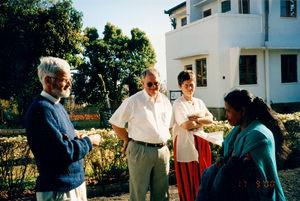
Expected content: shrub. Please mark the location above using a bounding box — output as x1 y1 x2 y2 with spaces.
0 98 19 129
75 129 128 183
69 114 100 121
278 112 300 150
0 112 298 198
0 136 37 200
203 121 233 162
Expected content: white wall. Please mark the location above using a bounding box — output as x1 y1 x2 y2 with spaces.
269 50 300 103
166 13 264 107
202 1 219 15
230 0 263 14
235 49 266 98
166 0 300 108
166 14 219 60
166 14 220 107
190 0 204 22
171 6 187 29
268 1 300 47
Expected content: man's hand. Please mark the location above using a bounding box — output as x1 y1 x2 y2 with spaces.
88 134 101 146
78 133 88 139
121 139 129 154
111 124 129 154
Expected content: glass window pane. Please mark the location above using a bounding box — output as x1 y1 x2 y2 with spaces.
196 59 207 87
203 9 211 18
239 55 257 85
181 17 187 26
281 55 298 82
239 0 249 14
185 64 192 71
281 0 297 17
290 0 297 16
222 0 231 13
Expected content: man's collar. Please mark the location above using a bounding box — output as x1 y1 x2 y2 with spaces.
142 89 162 103
41 91 60 104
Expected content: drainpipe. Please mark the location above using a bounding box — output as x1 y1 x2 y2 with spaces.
264 0 270 104
265 0 269 42
186 0 191 23
264 46 270 104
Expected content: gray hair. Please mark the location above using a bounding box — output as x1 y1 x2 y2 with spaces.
142 68 160 79
38 57 71 88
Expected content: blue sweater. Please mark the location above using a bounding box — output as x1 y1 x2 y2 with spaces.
25 95 93 192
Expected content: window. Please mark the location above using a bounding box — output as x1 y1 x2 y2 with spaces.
239 0 250 14
222 0 231 13
181 17 187 26
196 59 207 87
281 0 297 17
185 64 192 71
239 55 257 85
203 9 212 18
281 55 297 83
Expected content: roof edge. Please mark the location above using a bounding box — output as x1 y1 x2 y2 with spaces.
164 1 186 15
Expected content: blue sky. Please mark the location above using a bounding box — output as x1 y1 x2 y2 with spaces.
72 0 184 80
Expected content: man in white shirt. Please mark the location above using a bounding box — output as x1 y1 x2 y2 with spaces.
109 68 172 201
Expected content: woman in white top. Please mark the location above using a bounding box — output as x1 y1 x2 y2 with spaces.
172 70 213 201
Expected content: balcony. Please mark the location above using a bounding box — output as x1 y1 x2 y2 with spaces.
165 13 264 60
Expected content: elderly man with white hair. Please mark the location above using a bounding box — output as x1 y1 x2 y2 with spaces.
25 56 101 201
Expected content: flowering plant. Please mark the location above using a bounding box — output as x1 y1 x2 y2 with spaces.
69 114 100 121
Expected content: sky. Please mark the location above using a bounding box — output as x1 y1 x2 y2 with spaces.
72 0 184 80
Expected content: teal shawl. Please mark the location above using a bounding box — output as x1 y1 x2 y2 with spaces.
223 120 286 201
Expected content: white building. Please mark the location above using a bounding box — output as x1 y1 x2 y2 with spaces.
165 0 300 119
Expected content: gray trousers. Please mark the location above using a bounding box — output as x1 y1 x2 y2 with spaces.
127 140 170 201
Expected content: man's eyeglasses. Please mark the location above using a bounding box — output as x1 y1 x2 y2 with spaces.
146 82 160 87
49 76 73 83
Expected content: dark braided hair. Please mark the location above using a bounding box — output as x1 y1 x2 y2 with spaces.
224 89 290 161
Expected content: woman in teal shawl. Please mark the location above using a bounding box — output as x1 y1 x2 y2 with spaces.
196 89 290 201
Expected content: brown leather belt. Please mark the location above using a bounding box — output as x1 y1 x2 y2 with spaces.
129 138 166 148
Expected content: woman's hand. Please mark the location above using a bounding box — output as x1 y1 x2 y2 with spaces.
215 156 225 169
188 113 202 120
189 116 203 126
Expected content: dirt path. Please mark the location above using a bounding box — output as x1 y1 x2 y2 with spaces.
88 185 179 201
88 168 300 201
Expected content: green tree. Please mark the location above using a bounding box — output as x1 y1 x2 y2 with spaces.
73 23 156 109
0 0 83 127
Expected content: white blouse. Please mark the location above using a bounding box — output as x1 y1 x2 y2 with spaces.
172 96 213 162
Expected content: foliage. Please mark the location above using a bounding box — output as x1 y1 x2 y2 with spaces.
72 23 156 109
277 112 300 150
203 120 233 162
0 98 19 128
0 0 83 127
0 136 37 200
0 112 298 199
69 114 100 121
76 129 128 183
171 18 176 29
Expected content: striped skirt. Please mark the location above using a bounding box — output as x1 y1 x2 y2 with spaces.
174 135 211 201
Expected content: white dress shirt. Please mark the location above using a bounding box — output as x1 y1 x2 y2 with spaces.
109 89 172 143
172 96 213 162
41 91 60 104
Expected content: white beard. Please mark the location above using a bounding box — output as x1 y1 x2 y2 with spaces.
52 87 71 98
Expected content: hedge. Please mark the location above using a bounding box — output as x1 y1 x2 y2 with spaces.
0 112 299 199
